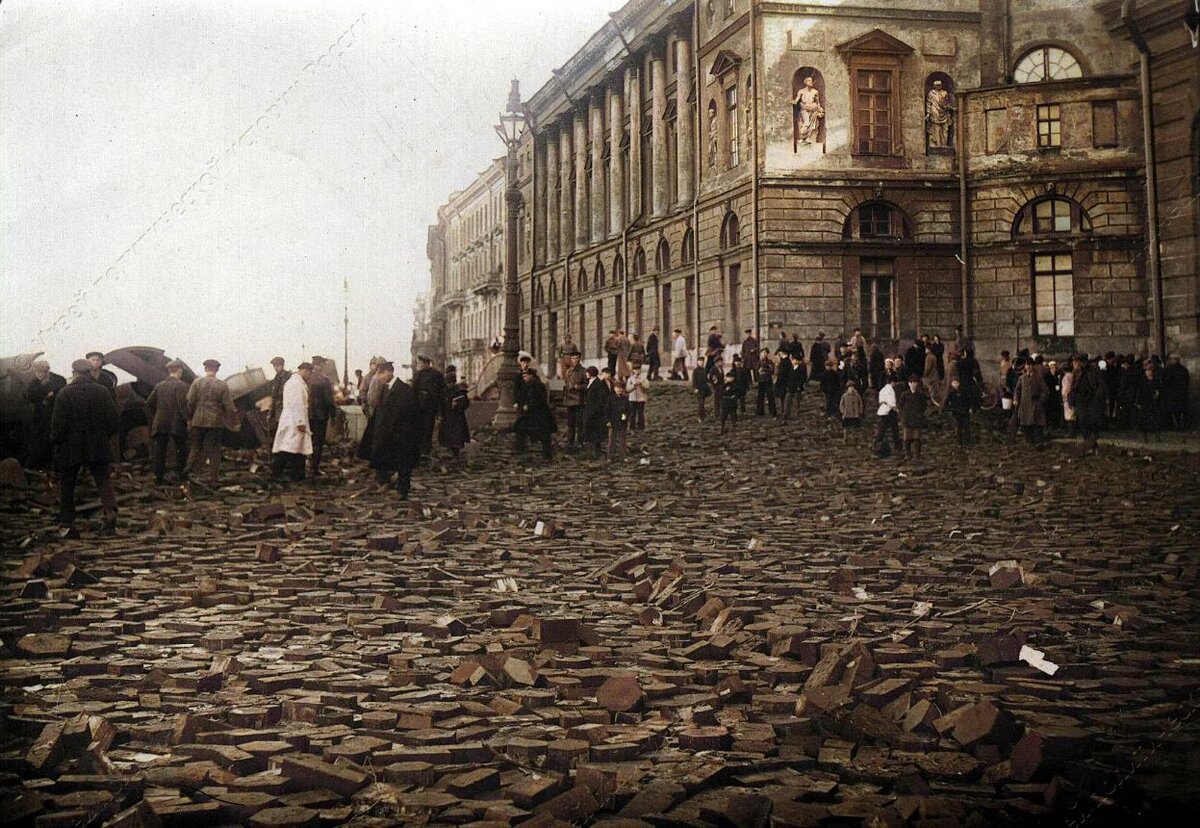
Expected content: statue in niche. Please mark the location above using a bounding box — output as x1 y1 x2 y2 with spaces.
925 79 956 149
793 76 824 146
707 103 718 169
706 1 715 25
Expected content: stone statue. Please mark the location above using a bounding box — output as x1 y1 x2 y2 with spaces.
708 105 718 169
793 76 824 146
926 80 955 149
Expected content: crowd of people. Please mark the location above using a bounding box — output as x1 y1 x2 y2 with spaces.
15 329 1192 537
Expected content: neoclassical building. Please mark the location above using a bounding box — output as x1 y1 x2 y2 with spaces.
423 0 1198 388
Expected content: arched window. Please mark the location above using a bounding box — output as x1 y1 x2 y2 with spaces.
535 280 545 307
633 246 647 277
548 276 558 304
613 254 625 284
681 227 695 264
596 261 606 289
843 201 913 241
578 265 588 294
792 68 826 150
1013 196 1092 237
1014 46 1083 84
656 238 671 271
720 212 740 248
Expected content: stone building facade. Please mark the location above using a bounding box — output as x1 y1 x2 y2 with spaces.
424 0 1198 387
423 159 510 384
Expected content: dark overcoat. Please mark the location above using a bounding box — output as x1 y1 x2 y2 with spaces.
361 380 422 473
146 376 190 436
50 375 120 468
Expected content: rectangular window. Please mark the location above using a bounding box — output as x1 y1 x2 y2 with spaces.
1034 199 1072 234
855 69 893 154
859 203 893 238
579 304 587 358
1092 100 1118 148
661 282 672 338
666 114 679 205
615 294 623 332
595 299 604 355
1037 104 1062 148
635 288 644 335
860 258 895 340
728 263 741 331
548 311 558 362
1033 254 1074 336
726 85 739 167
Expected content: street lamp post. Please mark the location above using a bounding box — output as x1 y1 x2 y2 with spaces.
493 79 527 431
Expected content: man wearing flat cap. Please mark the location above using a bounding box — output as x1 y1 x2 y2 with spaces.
145 359 190 484
267 357 291 437
562 348 587 451
51 360 120 535
85 351 118 401
185 359 236 484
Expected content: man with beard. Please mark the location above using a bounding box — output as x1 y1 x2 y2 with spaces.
740 329 760 381
145 360 190 485
306 356 338 477
51 360 120 536
24 360 66 474
359 362 421 498
412 355 445 459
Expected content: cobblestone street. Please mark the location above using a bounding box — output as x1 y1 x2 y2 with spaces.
2 384 1198 826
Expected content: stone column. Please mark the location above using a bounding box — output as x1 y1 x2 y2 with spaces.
675 35 695 207
573 110 588 250
608 81 625 235
590 93 606 244
558 124 573 256
627 66 642 221
545 127 560 262
651 53 668 217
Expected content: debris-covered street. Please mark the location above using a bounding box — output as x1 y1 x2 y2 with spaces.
2 384 1198 826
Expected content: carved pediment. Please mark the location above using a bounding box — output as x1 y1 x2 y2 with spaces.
710 49 742 78
836 29 915 57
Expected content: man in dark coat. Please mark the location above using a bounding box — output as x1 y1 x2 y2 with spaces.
740 329 760 380
903 338 925 381
868 345 886 391
362 366 421 497
438 367 471 457
1162 356 1190 430
691 359 712 421
809 334 829 384
307 356 339 476
267 357 291 436
186 359 237 484
733 354 751 414
52 360 120 535
412 355 445 458
515 369 557 459
705 327 724 371
1072 354 1108 451
145 359 190 484
24 360 66 472
584 366 612 459
896 377 929 462
86 351 118 400
646 328 662 380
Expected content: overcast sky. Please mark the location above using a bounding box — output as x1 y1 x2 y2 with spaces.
2 0 618 381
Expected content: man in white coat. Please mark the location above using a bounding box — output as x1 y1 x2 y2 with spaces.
272 362 313 482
